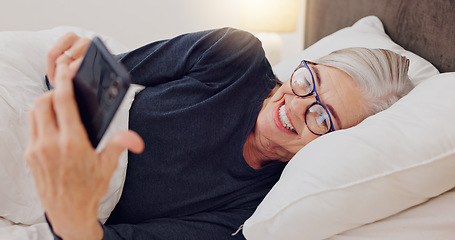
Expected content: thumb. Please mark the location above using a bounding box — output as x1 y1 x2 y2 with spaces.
99 130 144 177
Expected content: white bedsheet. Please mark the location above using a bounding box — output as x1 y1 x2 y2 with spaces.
330 187 455 239
0 217 52 240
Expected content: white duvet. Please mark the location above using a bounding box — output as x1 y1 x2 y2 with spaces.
0 26 137 239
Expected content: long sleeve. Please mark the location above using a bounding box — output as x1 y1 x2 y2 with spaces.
47 209 252 240
117 27 270 88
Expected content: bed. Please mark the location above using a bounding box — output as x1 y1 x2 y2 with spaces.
1 0 455 239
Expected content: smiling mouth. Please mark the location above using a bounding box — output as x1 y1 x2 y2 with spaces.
279 104 297 133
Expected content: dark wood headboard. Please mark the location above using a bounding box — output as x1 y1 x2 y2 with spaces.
304 0 455 73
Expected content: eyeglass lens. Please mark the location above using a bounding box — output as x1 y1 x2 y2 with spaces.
290 67 314 96
305 104 331 134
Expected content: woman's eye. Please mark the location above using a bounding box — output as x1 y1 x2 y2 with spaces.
317 114 329 128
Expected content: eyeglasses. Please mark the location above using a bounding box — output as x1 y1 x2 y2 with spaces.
290 60 336 135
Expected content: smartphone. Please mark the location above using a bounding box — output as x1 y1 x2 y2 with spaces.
73 36 131 148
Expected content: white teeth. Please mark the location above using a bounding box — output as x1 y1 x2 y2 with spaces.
279 105 296 132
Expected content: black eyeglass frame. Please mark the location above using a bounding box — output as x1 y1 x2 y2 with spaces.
289 60 336 136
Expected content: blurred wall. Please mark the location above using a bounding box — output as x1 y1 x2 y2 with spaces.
0 0 304 63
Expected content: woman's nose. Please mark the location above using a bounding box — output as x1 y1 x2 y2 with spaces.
289 94 316 117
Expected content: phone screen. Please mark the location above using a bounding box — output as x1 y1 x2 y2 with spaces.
73 37 130 148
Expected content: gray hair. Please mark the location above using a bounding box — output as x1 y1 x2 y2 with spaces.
314 47 414 118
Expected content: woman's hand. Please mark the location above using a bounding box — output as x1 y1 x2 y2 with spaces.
25 50 144 240
46 32 91 86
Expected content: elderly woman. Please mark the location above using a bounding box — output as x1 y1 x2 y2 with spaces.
25 28 413 240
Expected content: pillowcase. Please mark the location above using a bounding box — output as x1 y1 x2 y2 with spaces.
0 26 133 225
272 16 440 86
243 16 454 239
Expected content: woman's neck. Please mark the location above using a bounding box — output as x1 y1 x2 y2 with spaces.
244 125 295 169
243 131 276 169
243 84 283 169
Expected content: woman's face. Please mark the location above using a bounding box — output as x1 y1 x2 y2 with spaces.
254 64 369 162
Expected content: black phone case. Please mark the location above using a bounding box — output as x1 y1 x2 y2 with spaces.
73 37 131 148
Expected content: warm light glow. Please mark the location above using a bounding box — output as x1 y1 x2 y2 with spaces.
241 0 300 32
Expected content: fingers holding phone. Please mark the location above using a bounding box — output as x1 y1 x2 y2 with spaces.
46 32 91 86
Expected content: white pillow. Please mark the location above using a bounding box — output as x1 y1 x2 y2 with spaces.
0 27 133 225
273 16 440 85
244 16 455 240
